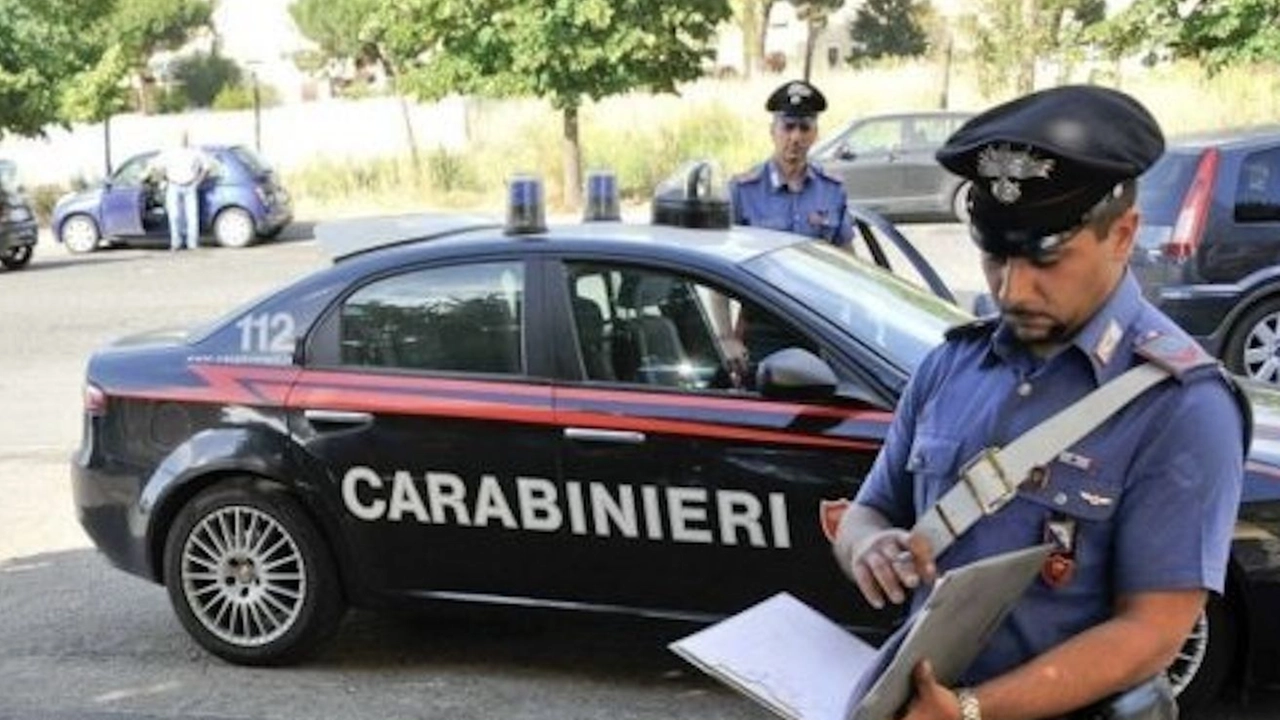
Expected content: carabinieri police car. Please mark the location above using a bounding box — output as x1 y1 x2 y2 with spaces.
72 163 1280 710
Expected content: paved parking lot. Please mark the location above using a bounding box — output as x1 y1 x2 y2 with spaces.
2 222 1275 719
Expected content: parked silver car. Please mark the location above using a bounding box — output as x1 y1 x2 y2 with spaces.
811 111 974 223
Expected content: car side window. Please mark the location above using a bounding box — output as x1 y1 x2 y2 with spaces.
565 263 817 392
339 261 524 374
903 118 952 150
1235 148 1280 223
112 155 156 187
842 119 902 155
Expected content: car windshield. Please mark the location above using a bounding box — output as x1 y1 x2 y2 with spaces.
1135 150 1199 249
744 241 970 372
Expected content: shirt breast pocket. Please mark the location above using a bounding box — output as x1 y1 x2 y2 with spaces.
906 434 963 513
1017 461 1120 524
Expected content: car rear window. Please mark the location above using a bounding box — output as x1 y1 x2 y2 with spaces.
1135 150 1200 248
229 146 272 176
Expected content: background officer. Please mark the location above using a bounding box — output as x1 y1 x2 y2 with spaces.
729 79 853 246
832 85 1245 720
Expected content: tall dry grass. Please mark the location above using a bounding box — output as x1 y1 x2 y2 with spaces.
285 59 1280 219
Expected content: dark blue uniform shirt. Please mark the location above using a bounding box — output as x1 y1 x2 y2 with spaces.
855 272 1245 684
730 160 853 245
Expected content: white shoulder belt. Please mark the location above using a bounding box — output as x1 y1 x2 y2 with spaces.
913 362 1171 558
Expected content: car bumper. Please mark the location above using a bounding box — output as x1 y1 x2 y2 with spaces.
71 415 158 582
0 219 38 251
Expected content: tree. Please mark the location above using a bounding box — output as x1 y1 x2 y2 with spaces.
1090 0 1280 73
0 0 117 137
108 0 214 113
965 0 1104 95
847 0 930 67
371 0 731 209
794 0 844 80
172 52 240 107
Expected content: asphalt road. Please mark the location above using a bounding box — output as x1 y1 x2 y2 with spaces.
1 222 1275 720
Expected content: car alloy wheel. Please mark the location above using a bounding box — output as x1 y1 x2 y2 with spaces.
1225 297 1280 384
0 244 32 269
214 207 257 248
164 481 345 665
1166 594 1236 711
951 181 972 224
61 215 100 254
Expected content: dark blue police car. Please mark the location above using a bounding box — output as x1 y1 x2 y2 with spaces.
71 166 1280 711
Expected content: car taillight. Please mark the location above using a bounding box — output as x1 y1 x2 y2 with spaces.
84 383 107 417
1164 148 1219 261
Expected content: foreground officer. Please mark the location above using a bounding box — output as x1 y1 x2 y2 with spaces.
729 79 853 246
832 85 1246 720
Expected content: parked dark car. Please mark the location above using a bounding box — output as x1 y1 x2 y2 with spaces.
1132 127 1280 383
51 144 292 253
811 111 975 222
70 170 1280 712
0 159 38 271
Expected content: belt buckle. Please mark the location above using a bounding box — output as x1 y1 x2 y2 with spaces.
961 447 1015 514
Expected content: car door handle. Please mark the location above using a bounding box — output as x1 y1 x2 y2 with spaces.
563 427 646 444
304 409 374 426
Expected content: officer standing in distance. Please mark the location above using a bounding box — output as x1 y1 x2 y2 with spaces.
730 79 853 246
832 85 1246 720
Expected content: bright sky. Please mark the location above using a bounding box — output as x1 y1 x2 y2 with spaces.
212 0 310 66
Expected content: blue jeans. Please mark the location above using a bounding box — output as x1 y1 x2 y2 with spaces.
165 183 200 250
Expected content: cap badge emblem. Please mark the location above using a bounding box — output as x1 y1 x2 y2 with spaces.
977 144 1055 204
787 82 812 104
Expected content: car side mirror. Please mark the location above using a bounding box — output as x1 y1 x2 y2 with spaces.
837 145 857 161
756 348 837 401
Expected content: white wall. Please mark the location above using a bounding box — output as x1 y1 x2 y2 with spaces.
0 95 470 187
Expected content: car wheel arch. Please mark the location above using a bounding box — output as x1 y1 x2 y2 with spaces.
147 468 348 593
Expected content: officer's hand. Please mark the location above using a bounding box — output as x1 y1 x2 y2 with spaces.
847 529 935 609
902 660 962 720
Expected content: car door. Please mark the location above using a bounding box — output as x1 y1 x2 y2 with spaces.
897 116 961 212
100 153 156 237
547 257 891 630
288 257 562 600
818 117 906 212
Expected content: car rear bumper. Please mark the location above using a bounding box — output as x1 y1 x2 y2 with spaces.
71 415 158 582
0 219 37 251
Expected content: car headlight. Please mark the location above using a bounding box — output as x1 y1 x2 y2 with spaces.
5 204 31 222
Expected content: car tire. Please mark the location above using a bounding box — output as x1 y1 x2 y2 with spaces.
950 181 972 224
163 480 346 665
213 207 257 248
1223 296 1280 384
1 244 32 269
1168 593 1236 714
61 215 101 254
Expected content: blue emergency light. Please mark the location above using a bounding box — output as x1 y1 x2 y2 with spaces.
505 174 547 235
583 169 621 222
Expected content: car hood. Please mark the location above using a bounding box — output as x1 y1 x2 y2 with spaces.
56 186 104 213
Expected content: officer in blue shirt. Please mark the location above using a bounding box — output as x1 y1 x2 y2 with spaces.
730 80 853 246
831 86 1246 720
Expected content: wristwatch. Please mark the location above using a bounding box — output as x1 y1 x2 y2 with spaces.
956 687 982 720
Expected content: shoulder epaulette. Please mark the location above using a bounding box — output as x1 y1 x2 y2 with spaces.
811 163 844 185
944 316 998 342
1133 331 1216 379
733 165 765 185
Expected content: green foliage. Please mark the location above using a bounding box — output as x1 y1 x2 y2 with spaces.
110 0 211 56
291 0 385 67
212 82 282 111
0 0 117 137
966 0 1105 95
372 0 732 111
847 0 930 66
1090 0 1280 72
173 52 242 108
